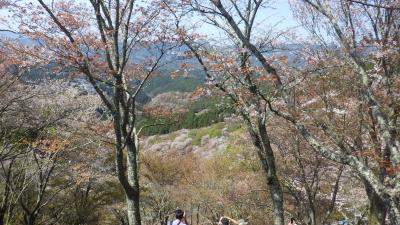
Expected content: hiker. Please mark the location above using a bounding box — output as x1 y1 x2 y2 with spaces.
219 217 230 225
218 216 247 225
170 209 189 225
288 218 297 225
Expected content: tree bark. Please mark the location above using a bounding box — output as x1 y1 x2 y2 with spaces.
126 138 141 225
126 193 141 225
364 180 387 225
24 214 36 225
0 210 4 225
114 125 141 225
387 199 400 225
245 116 284 225
306 203 316 225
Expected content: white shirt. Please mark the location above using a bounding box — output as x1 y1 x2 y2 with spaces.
171 219 187 225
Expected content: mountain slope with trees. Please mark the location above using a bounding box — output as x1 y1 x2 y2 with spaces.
0 0 399 225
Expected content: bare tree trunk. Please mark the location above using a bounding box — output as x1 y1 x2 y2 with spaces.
0 210 4 225
364 180 387 225
196 205 199 225
125 135 141 225
387 200 400 225
258 123 284 225
23 214 36 225
245 116 284 225
114 129 141 225
307 206 316 225
126 194 141 225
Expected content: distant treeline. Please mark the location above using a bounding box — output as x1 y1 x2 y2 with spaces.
22 64 206 103
137 96 234 136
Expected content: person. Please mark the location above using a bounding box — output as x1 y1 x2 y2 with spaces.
170 209 189 225
218 216 248 225
288 217 297 225
219 217 230 225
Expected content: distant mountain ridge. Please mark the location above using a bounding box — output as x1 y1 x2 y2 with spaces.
20 64 206 104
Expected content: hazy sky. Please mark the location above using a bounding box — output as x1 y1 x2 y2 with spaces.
0 0 305 38
192 0 305 39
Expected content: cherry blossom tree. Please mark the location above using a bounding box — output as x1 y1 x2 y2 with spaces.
285 1 400 224
166 0 399 224
3 1 176 224
162 0 290 224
